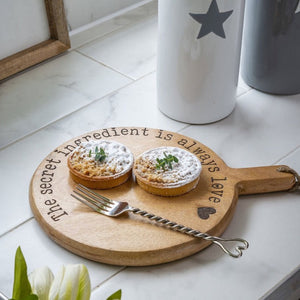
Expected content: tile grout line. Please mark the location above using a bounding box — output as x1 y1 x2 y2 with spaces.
69 0 154 37
71 9 157 52
91 266 127 292
236 86 253 99
272 144 300 165
177 124 191 133
74 49 136 81
0 217 34 239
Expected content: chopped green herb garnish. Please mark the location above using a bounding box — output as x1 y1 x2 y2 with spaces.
155 152 179 170
89 147 107 163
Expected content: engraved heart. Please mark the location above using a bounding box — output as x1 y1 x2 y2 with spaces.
197 207 216 220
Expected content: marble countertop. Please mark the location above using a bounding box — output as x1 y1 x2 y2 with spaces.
0 2 299 299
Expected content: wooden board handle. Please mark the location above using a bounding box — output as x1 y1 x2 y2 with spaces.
230 165 296 195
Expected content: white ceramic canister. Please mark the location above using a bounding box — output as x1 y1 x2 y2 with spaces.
157 0 245 124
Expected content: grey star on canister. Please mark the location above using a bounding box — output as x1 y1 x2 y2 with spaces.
190 0 233 39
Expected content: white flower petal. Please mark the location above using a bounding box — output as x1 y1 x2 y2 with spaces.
28 266 54 300
49 264 91 300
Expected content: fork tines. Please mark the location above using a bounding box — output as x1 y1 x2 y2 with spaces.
71 184 113 213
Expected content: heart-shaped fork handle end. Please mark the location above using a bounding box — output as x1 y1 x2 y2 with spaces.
212 238 249 258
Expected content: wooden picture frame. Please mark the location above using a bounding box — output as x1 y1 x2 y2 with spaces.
0 0 70 81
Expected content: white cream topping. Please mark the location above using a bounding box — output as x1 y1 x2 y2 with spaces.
134 146 202 187
71 140 133 176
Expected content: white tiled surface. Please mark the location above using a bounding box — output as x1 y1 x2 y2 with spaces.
0 51 131 148
78 16 157 79
0 1 300 299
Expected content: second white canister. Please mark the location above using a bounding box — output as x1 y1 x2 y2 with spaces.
157 0 245 124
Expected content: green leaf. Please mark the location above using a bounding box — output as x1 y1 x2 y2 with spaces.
99 156 105 163
100 148 105 155
92 147 106 163
95 152 101 161
12 247 32 300
155 153 179 170
10 295 38 300
24 295 38 300
106 289 122 300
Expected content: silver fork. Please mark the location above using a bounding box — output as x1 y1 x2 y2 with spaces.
71 184 249 258
0 292 8 300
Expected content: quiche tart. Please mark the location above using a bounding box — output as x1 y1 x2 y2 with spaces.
133 146 202 196
68 140 134 189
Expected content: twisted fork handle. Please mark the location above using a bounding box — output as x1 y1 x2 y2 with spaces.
131 207 249 258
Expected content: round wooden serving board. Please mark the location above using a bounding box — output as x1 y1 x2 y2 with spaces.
29 127 295 266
